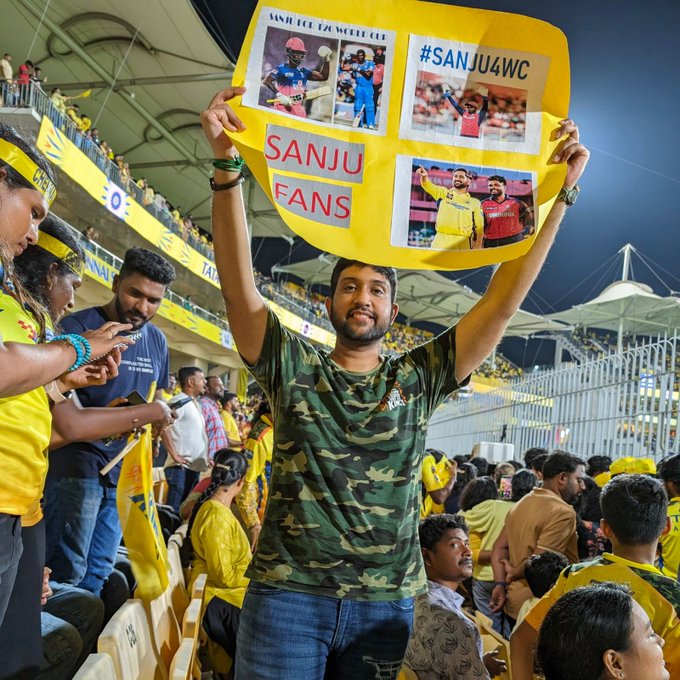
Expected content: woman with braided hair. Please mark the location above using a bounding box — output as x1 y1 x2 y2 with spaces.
188 449 250 675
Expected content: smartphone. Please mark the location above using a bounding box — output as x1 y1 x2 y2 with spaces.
499 475 513 499
115 390 147 407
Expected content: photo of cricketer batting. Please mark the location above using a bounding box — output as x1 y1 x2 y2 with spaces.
263 36 333 118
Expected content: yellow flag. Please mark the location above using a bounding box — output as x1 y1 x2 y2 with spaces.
237 368 249 403
117 426 168 601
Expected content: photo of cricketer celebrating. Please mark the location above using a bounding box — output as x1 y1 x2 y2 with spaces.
263 36 332 118
443 82 489 138
416 165 483 250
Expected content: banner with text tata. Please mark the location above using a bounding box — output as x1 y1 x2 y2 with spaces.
230 0 570 270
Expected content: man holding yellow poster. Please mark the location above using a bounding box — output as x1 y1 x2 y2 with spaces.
200 81 588 679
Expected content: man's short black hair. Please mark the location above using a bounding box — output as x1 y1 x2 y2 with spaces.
419 514 468 551
658 454 680 485
524 551 568 598
221 391 237 405
600 474 667 546
587 455 612 478
523 447 548 469
452 167 470 177
118 247 176 285
459 476 498 511
177 366 202 387
487 174 507 185
532 453 549 474
329 258 398 304
542 450 584 481
511 469 537 502
469 457 489 476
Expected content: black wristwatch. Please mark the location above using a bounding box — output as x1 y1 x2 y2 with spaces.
556 184 580 206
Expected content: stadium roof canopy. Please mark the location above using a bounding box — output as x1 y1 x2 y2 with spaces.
549 280 680 338
273 256 568 338
5 0 294 240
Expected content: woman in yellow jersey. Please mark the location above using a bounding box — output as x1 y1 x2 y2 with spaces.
0 122 133 627
188 450 251 676
0 214 173 677
235 399 274 551
458 475 514 636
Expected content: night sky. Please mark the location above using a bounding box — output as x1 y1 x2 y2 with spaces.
194 0 680 365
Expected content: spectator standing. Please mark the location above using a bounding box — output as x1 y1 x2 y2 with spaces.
420 449 457 518
512 474 680 680
657 454 680 580
44 248 176 599
161 366 210 512
199 375 229 462
1 53 14 105
200 88 588 678
220 391 243 448
459 476 513 635
491 450 585 621
236 400 274 551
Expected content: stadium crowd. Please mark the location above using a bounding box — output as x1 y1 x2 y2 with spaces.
3 50 673 680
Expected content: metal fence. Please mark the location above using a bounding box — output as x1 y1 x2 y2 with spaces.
426 335 680 460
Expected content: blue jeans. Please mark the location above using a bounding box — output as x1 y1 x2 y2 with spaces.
39 582 105 680
164 466 199 513
235 583 414 680
472 578 512 638
44 477 122 596
0 514 22 628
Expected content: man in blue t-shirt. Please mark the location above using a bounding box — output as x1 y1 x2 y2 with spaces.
352 49 376 129
44 247 176 598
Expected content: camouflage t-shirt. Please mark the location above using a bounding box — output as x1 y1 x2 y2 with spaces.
245 308 465 601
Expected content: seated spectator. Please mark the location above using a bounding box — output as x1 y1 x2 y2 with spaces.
187 451 251 673
420 448 457 518
403 514 507 679
513 551 567 630
511 474 680 680
459 476 513 635
657 454 680 580
536 582 668 680
490 451 585 624
39 569 106 680
179 448 241 521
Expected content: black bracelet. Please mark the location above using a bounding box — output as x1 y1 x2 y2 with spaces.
493 581 507 588
209 173 245 192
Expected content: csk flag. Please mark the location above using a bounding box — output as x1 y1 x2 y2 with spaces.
117 426 168 601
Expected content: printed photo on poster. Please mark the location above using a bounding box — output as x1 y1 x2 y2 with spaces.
334 41 387 130
391 155 536 251
257 26 337 124
399 35 550 154
411 72 528 143
244 7 395 133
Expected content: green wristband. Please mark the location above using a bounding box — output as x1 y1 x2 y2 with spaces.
212 157 245 172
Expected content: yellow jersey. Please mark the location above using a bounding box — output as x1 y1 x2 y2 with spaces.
0 289 52 518
659 497 680 580
525 552 680 678
221 409 241 444
421 178 483 238
420 453 451 519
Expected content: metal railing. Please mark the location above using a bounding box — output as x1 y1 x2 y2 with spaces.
426 334 680 460
3 81 215 260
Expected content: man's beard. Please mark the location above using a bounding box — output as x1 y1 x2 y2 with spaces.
453 181 466 189
330 306 390 345
115 296 148 330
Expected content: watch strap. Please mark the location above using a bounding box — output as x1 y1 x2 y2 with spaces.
45 380 68 403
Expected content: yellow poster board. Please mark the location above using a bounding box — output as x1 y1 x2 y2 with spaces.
231 0 570 269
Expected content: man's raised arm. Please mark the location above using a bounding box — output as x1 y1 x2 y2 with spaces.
454 119 589 383
200 88 268 366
